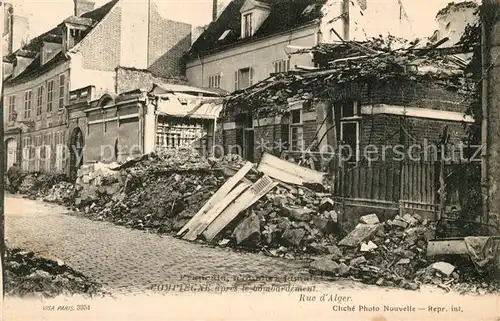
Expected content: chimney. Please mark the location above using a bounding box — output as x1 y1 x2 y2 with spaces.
213 0 217 21
73 0 95 17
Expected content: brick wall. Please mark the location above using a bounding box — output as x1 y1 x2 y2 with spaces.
254 124 281 160
328 80 469 113
359 114 470 162
79 3 121 71
148 3 191 77
115 67 187 94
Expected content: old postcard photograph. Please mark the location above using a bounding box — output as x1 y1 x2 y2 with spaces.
0 0 499 320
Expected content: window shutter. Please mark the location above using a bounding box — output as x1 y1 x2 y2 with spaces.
234 71 239 91
249 67 254 86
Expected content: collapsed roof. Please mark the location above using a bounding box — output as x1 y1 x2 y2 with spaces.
222 37 475 117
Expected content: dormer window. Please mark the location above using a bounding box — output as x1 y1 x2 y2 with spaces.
70 28 83 41
240 0 270 39
244 13 253 38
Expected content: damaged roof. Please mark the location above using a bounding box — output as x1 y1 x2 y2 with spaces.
188 0 327 58
223 37 474 116
4 0 119 85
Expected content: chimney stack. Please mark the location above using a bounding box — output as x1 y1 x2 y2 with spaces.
73 0 95 17
213 0 217 21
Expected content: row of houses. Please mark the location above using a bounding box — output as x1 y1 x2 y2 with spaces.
3 0 479 182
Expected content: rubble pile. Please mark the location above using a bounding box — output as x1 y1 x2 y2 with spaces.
309 213 500 293
41 182 78 205
72 148 246 232
16 173 69 199
5 248 105 298
220 184 341 259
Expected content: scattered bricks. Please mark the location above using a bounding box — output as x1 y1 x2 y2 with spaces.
105 183 122 196
402 213 419 227
338 224 380 247
232 213 261 245
390 219 408 229
310 258 340 274
282 228 306 246
318 197 334 212
338 263 350 276
412 213 423 222
326 245 343 258
328 210 338 223
430 262 455 276
397 258 411 265
359 214 380 225
349 256 367 266
297 221 314 234
424 230 436 242
312 217 337 235
360 241 378 252
307 243 330 255
282 206 313 221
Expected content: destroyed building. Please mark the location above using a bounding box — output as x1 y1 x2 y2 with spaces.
2 0 193 177
216 38 475 221
66 68 225 179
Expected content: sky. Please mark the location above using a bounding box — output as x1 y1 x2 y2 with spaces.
9 0 467 40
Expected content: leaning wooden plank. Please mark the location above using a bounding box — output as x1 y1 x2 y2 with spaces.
183 182 251 241
177 161 254 236
257 152 325 186
203 176 278 242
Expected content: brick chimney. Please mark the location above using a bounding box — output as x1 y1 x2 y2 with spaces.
73 0 95 17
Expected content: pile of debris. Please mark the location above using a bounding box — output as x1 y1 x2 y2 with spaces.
309 213 500 294
41 182 78 205
217 184 340 259
222 36 473 118
5 248 106 298
69 149 340 258
71 148 247 233
15 172 70 200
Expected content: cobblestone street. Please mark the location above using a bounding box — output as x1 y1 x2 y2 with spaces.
4 194 340 296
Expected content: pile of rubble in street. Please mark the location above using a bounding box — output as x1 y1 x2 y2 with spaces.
5 248 106 298
9 148 499 294
308 213 500 294
7 171 73 202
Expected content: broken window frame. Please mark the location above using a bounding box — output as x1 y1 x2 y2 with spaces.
339 100 361 163
288 107 304 152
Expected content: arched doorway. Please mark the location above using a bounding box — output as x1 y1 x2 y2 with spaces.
5 138 17 170
69 127 84 181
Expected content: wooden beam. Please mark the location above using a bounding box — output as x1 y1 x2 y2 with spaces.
203 176 277 242
183 182 251 241
177 161 254 236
